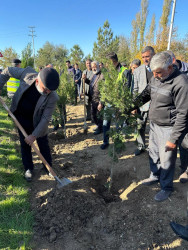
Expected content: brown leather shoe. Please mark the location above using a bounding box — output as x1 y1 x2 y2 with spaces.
179 171 188 183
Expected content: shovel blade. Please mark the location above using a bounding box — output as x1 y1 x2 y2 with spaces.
55 176 72 188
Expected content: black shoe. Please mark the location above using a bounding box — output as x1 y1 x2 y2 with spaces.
170 222 188 241
100 143 109 150
86 117 91 121
53 124 59 131
93 128 102 135
154 190 172 202
134 148 145 156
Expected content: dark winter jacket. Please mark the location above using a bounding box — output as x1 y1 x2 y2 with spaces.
135 66 188 144
177 60 188 73
85 71 104 103
74 68 82 85
67 66 75 76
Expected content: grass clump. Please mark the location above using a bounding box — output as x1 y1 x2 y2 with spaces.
0 98 33 249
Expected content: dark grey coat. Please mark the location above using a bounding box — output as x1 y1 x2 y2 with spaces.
136 67 188 144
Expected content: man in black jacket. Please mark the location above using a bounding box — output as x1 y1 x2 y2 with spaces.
0 67 60 181
166 50 188 183
134 51 188 202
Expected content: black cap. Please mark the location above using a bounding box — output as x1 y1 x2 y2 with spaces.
39 67 59 91
12 59 21 64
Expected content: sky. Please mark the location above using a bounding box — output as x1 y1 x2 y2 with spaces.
0 0 187 58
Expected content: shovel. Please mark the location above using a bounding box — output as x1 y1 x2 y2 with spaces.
82 79 88 134
0 96 72 188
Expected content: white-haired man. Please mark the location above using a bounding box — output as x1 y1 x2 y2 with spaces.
134 51 188 201
82 59 93 121
83 61 103 134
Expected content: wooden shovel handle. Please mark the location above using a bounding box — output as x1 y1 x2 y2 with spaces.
82 79 87 123
0 96 57 177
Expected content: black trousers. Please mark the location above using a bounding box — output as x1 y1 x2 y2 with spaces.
178 127 188 172
91 101 103 129
18 129 52 171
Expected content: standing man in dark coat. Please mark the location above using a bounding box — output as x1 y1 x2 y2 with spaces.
0 66 59 181
74 63 82 101
82 59 93 121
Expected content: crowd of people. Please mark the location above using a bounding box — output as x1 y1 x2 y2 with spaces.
0 46 188 241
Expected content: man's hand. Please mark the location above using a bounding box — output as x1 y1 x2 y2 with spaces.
165 141 177 152
97 103 103 111
25 135 36 146
131 109 137 115
75 80 78 83
82 74 86 80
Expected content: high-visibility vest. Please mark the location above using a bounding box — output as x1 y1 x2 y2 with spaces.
117 66 128 83
7 77 20 95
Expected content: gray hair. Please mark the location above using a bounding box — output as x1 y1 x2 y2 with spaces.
91 60 99 70
165 50 176 60
131 59 141 67
141 46 155 56
150 52 173 71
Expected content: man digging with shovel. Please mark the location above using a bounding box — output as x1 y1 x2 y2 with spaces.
0 66 59 182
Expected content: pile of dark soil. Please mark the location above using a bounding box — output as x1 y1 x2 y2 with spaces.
30 103 188 250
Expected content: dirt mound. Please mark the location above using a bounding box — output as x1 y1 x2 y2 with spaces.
30 103 188 250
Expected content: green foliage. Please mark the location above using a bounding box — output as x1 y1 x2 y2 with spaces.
130 0 148 56
0 100 33 249
117 36 131 65
139 0 149 50
93 20 119 62
35 41 68 68
70 44 84 65
21 43 34 68
99 63 137 191
52 65 75 126
130 13 140 58
156 0 172 50
99 62 137 156
100 64 134 115
144 14 156 46
0 47 18 68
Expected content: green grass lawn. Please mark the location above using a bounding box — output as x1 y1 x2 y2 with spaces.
0 98 33 249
